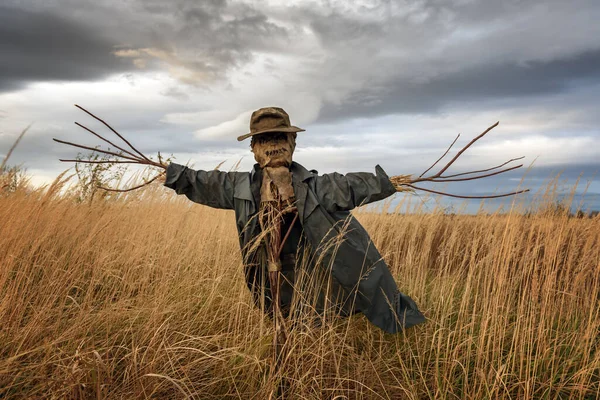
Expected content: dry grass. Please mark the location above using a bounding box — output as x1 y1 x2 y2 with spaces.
0 175 599 399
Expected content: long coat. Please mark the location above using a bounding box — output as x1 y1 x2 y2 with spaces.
165 161 425 333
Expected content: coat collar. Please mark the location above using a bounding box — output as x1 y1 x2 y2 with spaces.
248 162 317 221
250 161 315 183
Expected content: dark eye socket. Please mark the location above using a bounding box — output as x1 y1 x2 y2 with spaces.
256 133 286 143
272 133 287 141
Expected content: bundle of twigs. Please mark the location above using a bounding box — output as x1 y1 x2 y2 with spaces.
391 122 529 199
53 105 166 193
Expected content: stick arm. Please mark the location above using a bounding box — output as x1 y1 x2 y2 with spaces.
54 105 168 192
390 122 530 199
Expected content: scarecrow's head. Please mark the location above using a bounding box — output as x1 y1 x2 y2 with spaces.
250 131 297 168
237 107 304 168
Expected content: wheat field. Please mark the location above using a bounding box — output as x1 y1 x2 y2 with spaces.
0 175 599 399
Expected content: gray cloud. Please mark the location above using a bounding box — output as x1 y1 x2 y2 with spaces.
0 0 289 92
0 5 134 92
317 50 600 122
1 0 599 211
298 0 600 122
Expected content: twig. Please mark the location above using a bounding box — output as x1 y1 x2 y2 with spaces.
428 164 523 182
436 121 499 177
97 173 164 193
391 122 528 199
440 156 525 179
53 138 141 162
407 185 529 199
59 159 141 164
418 133 460 178
75 104 153 163
74 122 141 161
54 105 168 193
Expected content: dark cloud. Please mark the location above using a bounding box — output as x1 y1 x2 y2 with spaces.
295 0 600 122
317 50 600 122
0 0 289 93
2 0 600 197
0 5 134 92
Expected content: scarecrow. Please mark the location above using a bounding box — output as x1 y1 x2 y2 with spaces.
54 106 528 352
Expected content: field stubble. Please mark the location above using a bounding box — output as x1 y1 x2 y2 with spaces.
0 178 599 399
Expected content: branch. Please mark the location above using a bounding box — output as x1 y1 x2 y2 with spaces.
97 172 164 193
59 159 141 164
389 122 529 199
52 138 141 162
440 156 525 179
74 121 141 161
428 164 523 182
75 104 153 163
407 184 529 199
418 133 460 178
436 121 499 177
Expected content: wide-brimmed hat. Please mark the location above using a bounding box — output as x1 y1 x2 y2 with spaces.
237 107 305 141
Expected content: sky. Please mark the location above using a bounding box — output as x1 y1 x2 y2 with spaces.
1 0 599 213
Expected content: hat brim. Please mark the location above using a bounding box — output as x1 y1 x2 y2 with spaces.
237 126 305 142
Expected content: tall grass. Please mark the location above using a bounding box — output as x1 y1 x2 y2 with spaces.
0 175 598 399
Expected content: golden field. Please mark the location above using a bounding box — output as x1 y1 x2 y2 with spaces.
0 176 599 399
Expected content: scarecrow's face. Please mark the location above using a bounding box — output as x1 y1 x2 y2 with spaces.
251 132 296 168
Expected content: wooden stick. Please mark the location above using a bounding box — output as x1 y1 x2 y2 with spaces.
59 159 141 164
52 138 141 162
406 184 529 199
428 164 523 182
436 121 499 177
440 156 525 179
97 173 164 193
418 133 460 178
75 104 153 163
277 212 299 259
74 121 141 161
268 271 288 364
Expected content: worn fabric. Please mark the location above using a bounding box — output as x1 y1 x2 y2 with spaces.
261 166 295 202
164 161 426 333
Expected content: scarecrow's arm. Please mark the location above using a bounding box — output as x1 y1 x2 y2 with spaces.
164 162 239 210
314 165 396 212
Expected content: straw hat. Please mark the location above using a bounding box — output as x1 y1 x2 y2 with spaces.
237 107 305 141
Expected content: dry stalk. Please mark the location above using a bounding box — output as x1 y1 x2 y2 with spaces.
1 126 32 191
1 125 31 171
389 175 414 194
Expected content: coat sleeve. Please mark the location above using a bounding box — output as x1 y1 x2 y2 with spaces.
314 164 397 212
163 162 238 210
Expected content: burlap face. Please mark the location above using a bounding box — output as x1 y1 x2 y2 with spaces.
251 132 296 168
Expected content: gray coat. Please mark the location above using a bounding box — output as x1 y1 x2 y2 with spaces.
164 161 425 333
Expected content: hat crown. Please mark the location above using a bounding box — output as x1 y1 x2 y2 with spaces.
250 107 291 133
237 106 304 141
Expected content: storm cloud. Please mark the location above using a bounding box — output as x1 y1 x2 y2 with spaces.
0 5 133 92
318 50 600 122
1 0 598 210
